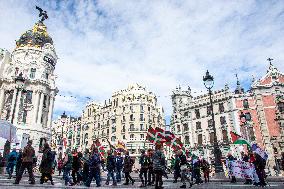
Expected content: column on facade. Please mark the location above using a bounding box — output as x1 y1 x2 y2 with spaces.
13 90 22 124
33 91 40 123
47 96 55 128
37 93 45 124
9 89 17 121
0 88 5 115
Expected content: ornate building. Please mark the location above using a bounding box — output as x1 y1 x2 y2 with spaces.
0 18 58 152
171 62 284 173
52 84 165 156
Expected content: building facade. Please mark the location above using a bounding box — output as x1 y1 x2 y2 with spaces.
171 62 284 173
0 20 58 152
52 84 165 156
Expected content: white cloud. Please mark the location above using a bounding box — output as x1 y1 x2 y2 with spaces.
1 0 284 122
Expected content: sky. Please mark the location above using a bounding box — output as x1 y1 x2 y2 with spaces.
1 0 284 124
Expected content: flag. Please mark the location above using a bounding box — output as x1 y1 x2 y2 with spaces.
230 131 241 143
94 139 106 157
146 127 157 143
251 144 268 160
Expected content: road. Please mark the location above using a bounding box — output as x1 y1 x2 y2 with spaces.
0 174 283 188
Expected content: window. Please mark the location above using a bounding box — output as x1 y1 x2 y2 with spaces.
185 136 190 144
195 109 200 119
123 135 126 139
208 119 213 127
45 72 49 79
140 105 144 111
122 116 125 122
30 68 36 79
177 125 181 132
112 126 116 133
245 112 252 121
140 114 144 121
219 103 224 113
140 134 144 139
22 110 27 123
15 67 19 75
111 136 116 142
209 132 214 143
196 122 201 130
130 114 134 121
184 111 188 117
220 116 226 125
278 102 284 112
25 90 33 104
122 125 125 132
130 105 133 111
140 124 144 131
123 106 125 111
107 129 109 134
183 123 189 131
130 134 134 139
222 130 228 142
148 106 150 111
207 106 212 116
112 118 116 124
243 99 249 109
43 95 47 108
198 134 202 145
130 124 135 131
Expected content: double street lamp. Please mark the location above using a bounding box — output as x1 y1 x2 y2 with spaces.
203 70 224 173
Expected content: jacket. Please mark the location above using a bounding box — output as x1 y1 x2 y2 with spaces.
22 145 35 163
116 156 124 170
7 151 18 165
106 155 116 171
123 155 134 173
139 154 149 170
89 153 101 170
40 147 53 174
153 150 165 171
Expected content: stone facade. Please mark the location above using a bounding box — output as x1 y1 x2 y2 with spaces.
171 63 284 172
52 84 165 156
0 21 58 152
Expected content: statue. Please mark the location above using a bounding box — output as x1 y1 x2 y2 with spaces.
36 6 48 23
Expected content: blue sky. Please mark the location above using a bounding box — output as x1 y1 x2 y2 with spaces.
1 0 284 124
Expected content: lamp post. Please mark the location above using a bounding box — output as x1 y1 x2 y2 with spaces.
59 111 67 157
203 70 224 173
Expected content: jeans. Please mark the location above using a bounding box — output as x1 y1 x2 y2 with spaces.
116 169 122 182
6 163 15 177
148 168 155 184
63 168 72 185
15 162 35 183
124 172 134 184
154 170 163 188
106 170 116 183
181 169 191 185
85 168 101 187
139 168 148 185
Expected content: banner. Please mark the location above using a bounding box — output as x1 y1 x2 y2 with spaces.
227 160 255 179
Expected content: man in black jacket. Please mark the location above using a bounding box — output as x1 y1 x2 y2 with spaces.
139 149 149 187
105 150 117 186
253 152 266 187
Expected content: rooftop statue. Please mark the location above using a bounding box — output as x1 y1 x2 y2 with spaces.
36 6 48 23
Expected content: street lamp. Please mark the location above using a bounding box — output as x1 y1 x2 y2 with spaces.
203 70 224 173
59 111 67 157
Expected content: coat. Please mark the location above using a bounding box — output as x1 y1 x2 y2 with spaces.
7 151 17 165
22 145 35 163
153 150 165 171
123 155 134 173
40 147 53 174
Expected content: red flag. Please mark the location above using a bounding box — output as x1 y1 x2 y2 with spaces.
230 131 241 143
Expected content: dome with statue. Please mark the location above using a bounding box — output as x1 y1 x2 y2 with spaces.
15 22 53 49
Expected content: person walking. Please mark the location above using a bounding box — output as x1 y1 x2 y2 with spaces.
57 157 63 176
15 149 22 177
123 151 135 185
179 150 191 188
85 148 101 187
253 152 266 187
39 143 54 185
14 140 35 184
200 158 210 183
71 149 80 185
227 153 236 183
115 152 124 183
173 150 181 183
147 148 155 186
153 143 165 189
6 148 17 179
82 149 90 183
105 150 117 186
63 149 75 186
241 152 252 184
139 149 149 187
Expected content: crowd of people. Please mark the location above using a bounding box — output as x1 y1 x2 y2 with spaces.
0 140 284 188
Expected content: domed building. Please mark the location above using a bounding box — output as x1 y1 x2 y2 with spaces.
0 18 58 152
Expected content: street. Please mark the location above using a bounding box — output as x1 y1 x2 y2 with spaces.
0 174 284 189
